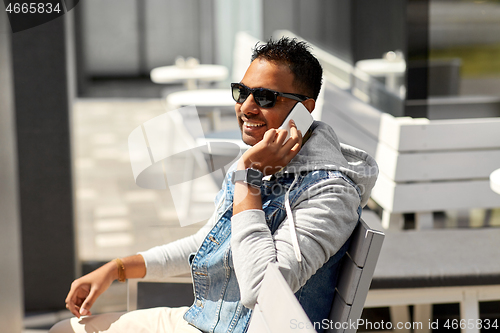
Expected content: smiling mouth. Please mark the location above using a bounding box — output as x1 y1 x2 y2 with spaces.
243 121 265 128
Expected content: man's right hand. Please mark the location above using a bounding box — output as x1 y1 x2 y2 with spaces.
65 254 146 318
65 261 117 318
239 120 302 176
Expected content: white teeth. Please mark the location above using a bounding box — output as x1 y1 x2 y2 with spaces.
244 122 264 127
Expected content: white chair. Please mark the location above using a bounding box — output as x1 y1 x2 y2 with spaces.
247 263 316 333
491 168 500 195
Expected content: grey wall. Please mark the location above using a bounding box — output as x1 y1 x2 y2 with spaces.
262 0 295 40
81 0 216 76
352 0 406 62
11 12 77 311
263 0 406 64
82 0 140 75
145 0 206 69
260 0 354 63
0 9 24 332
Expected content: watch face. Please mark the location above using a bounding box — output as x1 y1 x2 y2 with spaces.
247 168 263 186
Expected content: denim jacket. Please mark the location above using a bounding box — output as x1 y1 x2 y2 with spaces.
183 162 363 333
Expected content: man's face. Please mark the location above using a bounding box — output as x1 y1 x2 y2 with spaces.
235 58 301 146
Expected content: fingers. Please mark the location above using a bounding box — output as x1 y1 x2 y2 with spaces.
66 298 82 318
282 120 302 153
66 292 94 318
263 121 300 147
79 289 97 316
264 121 302 157
65 284 82 318
289 119 302 142
245 120 303 175
261 128 278 144
65 282 93 318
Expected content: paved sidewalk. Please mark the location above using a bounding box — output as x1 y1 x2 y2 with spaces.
72 98 222 262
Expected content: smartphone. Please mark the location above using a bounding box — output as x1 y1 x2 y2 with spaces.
278 102 314 142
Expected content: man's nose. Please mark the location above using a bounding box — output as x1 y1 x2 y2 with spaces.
240 93 260 115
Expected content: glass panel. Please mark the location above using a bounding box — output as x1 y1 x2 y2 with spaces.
352 52 407 117
429 0 500 119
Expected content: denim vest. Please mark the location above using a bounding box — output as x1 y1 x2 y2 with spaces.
184 166 362 333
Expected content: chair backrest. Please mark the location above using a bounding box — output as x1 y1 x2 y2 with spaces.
328 212 385 333
247 214 385 333
247 262 317 333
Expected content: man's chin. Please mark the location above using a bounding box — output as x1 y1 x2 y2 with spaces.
241 133 260 146
242 136 257 146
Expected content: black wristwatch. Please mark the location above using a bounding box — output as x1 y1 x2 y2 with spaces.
231 168 263 188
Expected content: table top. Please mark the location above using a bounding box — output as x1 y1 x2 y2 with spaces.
355 58 406 76
151 64 228 84
166 89 235 107
196 129 250 156
490 168 500 194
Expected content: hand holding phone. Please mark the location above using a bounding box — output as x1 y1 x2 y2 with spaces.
278 102 314 142
238 102 312 176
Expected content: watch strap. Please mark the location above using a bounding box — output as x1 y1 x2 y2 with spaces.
231 168 263 187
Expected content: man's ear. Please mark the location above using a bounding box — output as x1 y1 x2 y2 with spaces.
302 99 315 113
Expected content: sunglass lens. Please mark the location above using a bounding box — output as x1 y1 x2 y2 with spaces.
253 89 275 108
232 84 247 103
231 84 276 108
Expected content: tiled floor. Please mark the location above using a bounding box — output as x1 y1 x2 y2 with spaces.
72 98 222 262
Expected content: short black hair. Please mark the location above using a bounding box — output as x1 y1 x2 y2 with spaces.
251 37 323 100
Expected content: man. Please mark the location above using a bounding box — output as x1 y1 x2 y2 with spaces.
51 37 378 333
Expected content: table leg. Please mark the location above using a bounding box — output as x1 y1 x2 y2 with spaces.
390 305 411 333
460 290 479 333
382 211 404 230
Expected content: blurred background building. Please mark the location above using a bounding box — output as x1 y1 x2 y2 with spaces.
1 0 500 332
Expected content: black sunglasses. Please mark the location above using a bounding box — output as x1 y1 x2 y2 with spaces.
231 83 310 108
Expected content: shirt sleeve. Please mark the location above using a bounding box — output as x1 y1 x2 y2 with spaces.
138 213 216 280
230 176 360 308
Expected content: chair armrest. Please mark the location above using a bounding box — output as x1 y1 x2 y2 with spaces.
127 274 192 311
